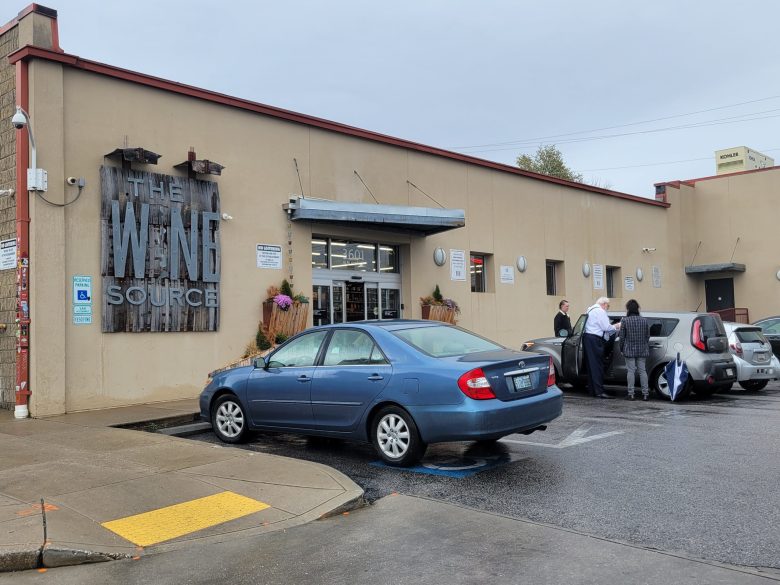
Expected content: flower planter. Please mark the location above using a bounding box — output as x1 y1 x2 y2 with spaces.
263 300 309 338
421 304 458 324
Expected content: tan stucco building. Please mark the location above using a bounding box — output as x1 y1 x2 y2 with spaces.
1 5 777 417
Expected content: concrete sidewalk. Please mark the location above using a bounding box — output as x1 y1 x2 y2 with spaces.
0 400 363 572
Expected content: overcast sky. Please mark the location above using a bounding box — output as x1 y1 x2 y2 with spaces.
6 0 780 197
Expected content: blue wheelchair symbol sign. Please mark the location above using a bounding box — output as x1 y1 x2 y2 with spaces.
77 290 90 301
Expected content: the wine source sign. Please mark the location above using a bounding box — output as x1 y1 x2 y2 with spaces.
100 166 220 332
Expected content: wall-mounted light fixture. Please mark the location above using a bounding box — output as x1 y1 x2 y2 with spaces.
582 262 591 277
641 247 657 253
636 268 644 282
433 248 446 266
776 269 780 281
516 256 527 272
13 106 47 192
221 213 233 221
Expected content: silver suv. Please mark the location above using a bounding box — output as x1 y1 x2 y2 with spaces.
523 311 737 399
723 322 780 391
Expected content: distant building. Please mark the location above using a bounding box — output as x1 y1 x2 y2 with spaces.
714 146 774 175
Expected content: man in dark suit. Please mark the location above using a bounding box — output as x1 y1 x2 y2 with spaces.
554 300 573 337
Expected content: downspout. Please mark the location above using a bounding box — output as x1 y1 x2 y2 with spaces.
14 58 31 419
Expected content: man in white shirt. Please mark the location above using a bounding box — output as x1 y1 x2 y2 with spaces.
583 297 620 399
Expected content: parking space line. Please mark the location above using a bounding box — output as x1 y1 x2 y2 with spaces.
501 425 625 448
101 491 270 546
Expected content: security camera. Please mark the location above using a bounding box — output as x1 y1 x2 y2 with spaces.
11 107 27 130
66 177 78 186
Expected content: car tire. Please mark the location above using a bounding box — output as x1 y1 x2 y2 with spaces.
651 365 692 401
739 380 769 391
212 394 249 444
372 406 427 467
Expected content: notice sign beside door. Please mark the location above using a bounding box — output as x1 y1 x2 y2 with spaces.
0 239 16 270
256 244 283 269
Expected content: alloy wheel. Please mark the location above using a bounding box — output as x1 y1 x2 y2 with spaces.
377 413 410 460
216 400 245 438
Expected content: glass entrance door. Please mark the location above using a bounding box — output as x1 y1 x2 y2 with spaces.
345 281 365 322
312 284 331 326
381 287 400 319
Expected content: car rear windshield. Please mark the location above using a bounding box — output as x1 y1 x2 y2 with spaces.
697 315 727 338
735 329 767 344
392 326 503 358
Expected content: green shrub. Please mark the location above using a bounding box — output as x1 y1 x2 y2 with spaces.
275 333 289 345
432 284 443 303
256 328 272 350
280 279 294 297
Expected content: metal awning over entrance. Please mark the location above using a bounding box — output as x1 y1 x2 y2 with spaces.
283 196 465 235
685 263 746 275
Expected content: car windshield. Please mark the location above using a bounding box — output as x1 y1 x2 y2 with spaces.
392 325 503 358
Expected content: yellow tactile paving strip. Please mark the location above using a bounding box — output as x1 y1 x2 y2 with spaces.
101 491 270 546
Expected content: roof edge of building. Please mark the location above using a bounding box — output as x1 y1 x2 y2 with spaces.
655 165 780 188
9 43 668 208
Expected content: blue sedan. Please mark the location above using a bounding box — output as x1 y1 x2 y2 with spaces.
200 320 563 466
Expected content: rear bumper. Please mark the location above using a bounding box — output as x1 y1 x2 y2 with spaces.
691 359 737 387
733 356 779 382
409 386 564 443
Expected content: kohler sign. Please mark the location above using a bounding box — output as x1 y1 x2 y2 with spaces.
100 167 220 332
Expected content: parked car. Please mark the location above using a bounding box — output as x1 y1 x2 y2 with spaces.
723 322 780 391
200 320 563 466
752 316 780 360
522 311 736 400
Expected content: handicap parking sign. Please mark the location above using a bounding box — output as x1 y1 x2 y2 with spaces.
73 275 92 305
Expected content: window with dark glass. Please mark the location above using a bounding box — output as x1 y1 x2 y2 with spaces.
311 238 328 269
379 245 399 273
470 254 486 293
606 266 621 298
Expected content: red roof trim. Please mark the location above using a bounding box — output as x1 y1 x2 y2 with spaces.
656 165 780 188
0 4 59 45
8 44 669 208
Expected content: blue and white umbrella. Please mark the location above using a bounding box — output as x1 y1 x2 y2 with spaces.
664 353 689 401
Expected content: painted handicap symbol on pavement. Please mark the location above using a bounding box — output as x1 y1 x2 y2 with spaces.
371 453 512 477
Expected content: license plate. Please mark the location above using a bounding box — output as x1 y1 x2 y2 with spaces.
512 374 532 391
726 368 733 376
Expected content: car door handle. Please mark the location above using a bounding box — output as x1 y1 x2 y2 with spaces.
649 343 663 348
297 375 312 382
367 374 384 381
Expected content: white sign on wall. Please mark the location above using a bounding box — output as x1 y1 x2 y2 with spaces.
256 244 283 269
652 265 662 288
592 264 604 290
450 249 467 281
0 239 16 270
499 265 515 284
624 276 635 291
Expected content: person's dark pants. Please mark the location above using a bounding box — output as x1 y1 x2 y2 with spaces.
583 333 606 397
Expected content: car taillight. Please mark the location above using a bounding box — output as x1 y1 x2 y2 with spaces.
692 320 706 351
457 368 496 400
547 356 556 387
730 342 743 356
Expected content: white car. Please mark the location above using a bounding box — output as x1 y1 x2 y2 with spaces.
723 322 780 391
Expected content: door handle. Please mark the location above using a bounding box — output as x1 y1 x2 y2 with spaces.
297 375 311 382
367 374 384 381
649 343 663 348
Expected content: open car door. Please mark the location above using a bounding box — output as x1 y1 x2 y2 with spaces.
562 314 587 381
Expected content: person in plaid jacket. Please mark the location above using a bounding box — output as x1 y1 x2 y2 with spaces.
620 299 650 401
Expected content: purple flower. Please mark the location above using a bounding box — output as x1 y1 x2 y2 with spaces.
273 294 293 310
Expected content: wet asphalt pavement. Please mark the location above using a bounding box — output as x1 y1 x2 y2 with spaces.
191 383 780 571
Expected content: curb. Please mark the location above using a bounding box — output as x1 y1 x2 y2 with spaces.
0 545 129 573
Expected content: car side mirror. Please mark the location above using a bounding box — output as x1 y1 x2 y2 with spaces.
254 356 270 369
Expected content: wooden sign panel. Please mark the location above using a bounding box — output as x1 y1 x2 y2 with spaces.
100 166 220 332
